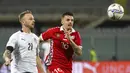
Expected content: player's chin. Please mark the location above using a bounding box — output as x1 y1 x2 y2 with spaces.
67 25 72 27
32 24 35 27
30 25 34 29
68 26 73 29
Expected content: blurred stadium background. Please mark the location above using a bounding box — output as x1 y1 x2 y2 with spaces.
0 0 130 73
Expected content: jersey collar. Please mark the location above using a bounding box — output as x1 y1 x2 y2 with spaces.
60 26 75 32
20 30 23 32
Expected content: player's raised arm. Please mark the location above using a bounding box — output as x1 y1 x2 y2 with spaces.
69 39 82 56
65 31 82 56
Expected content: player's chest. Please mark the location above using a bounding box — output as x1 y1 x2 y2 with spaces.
18 35 38 50
53 32 76 49
54 32 76 40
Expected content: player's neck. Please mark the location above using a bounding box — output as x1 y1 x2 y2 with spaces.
67 28 72 32
22 27 31 33
64 27 72 33
66 29 72 34
63 27 72 34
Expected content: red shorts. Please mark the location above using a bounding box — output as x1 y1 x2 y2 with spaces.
48 67 72 73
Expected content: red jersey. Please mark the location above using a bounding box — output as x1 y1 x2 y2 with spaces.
41 26 82 70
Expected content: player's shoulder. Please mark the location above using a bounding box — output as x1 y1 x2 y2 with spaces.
10 31 21 38
31 33 39 40
73 29 80 34
72 30 81 37
75 31 80 34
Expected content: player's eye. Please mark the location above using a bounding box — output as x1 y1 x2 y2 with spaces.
66 19 73 22
29 18 34 20
71 19 74 22
66 19 70 21
29 18 32 20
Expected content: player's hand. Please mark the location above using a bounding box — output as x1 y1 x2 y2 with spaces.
63 28 71 41
4 57 11 66
66 32 71 41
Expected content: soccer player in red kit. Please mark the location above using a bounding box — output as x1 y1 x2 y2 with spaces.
40 12 82 73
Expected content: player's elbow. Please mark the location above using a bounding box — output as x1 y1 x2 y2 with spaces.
77 51 82 56
75 49 82 56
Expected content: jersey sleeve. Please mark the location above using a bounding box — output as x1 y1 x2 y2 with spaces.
6 33 17 49
75 32 82 46
40 29 53 41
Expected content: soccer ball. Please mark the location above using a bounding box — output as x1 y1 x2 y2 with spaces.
107 3 124 20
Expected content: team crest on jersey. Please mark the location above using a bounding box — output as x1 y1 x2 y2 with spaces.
56 33 60 38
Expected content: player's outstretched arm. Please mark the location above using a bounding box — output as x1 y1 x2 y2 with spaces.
3 49 12 65
36 56 45 73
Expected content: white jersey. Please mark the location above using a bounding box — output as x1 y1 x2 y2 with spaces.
6 30 39 73
41 42 50 61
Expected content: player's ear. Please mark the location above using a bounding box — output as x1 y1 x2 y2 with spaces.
22 21 25 24
19 18 23 24
21 19 25 24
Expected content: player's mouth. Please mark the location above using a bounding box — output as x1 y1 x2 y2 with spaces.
32 23 35 26
68 24 73 27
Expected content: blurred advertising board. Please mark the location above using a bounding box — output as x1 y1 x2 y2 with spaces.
72 61 130 73
1 61 130 73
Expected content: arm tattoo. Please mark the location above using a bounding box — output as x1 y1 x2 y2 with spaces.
3 50 11 59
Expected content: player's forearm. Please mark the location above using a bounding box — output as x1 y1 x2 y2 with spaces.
69 39 82 56
3 50 11 60
36 56 45 73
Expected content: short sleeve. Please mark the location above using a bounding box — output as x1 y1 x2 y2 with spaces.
75 32 82 46
40 29 53 41
6 33 17 49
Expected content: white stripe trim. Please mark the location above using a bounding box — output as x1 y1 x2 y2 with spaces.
45 39 53 65
60 26 75 32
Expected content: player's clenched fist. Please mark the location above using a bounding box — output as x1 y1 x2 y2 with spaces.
4 57 11 66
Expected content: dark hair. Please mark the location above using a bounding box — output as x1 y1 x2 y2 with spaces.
18 10 32 21
62 12 74 17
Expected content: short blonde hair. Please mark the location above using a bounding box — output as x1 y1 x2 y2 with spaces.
18 10 32 21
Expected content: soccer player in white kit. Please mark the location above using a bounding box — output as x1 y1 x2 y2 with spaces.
2 10 45 73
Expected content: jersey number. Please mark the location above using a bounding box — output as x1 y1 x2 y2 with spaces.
61 42 69 49
53 68 64 73
28 43 33 50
